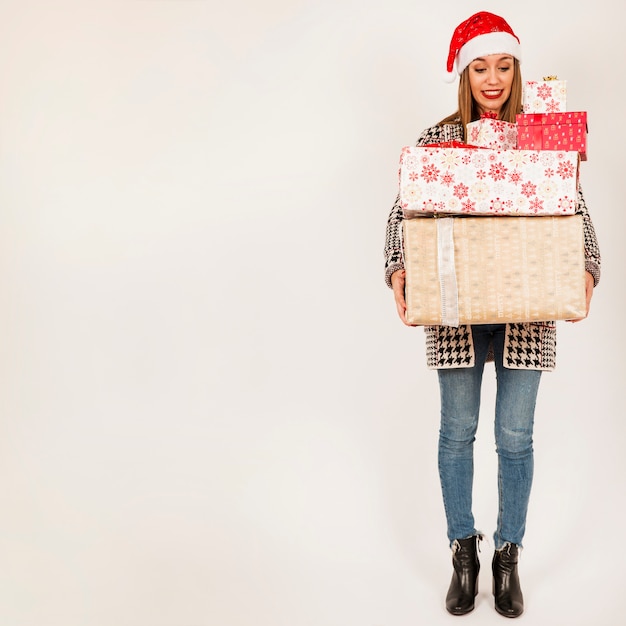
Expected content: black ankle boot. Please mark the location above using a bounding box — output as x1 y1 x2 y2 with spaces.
492 543 524 618
446 535 480 615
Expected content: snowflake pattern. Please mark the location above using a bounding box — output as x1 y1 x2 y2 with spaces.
421 164 440 183
466 118 517 149
439 150 462 169
453 182 469 198
521 181 537 197
536 83 552 100
545 99 560 113
489 162 508 181
489 197 514 213
447 197 460 211
441 172 455 186
523 79 566 113
557 160 575 178
461 198 475 212
558 197 575 213
470 181 489 201
539 180 557 197
399 145 578 217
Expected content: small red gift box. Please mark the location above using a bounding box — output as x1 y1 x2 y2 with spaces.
516 112 588 160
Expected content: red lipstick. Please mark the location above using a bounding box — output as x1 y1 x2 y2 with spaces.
482 90 503 100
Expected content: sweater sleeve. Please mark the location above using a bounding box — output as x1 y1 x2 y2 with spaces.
383 191 404 289
383 123 464 288
576 182 602 287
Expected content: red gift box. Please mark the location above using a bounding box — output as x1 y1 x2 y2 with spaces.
516 112 588 160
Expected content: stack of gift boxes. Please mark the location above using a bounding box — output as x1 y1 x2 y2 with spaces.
399 77 588 326
517 78 588 160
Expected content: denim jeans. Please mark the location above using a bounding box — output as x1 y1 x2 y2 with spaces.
437 324 541 550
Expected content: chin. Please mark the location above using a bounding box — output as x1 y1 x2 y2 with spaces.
480 102 503 113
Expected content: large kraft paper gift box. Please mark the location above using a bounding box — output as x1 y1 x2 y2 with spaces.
523 78 567 113
399 145 579 218
403 215 586 326
516 112 588 160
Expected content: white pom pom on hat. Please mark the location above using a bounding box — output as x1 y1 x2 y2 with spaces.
444 11 521 82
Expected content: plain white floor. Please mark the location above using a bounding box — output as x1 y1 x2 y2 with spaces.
0 1 623 624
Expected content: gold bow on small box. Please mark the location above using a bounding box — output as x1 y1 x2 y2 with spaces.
543 75 558 81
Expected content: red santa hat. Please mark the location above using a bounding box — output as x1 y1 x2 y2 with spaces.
445 11 521 82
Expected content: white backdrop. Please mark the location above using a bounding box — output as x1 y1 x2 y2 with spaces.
0 1 623 624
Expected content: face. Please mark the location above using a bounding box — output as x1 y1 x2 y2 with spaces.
468 54 514 117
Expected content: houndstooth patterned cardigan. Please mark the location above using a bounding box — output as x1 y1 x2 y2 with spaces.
384 121 602 371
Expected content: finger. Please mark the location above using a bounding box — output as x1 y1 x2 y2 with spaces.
397 302 420 327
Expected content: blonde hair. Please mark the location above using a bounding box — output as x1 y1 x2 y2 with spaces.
439 58 522 141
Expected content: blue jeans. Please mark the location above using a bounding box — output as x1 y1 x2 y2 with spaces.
437 324 541 550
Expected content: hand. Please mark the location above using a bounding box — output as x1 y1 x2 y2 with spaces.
566 271 595 323
391 269 418 326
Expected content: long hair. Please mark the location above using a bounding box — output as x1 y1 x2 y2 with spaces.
438 58 522 141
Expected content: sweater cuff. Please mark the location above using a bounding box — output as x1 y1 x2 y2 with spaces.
385 262 404 289
585 260 600 287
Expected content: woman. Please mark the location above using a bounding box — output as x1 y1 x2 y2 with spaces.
383 11 601 618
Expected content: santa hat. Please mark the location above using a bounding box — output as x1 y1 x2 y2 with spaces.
445 12 521 82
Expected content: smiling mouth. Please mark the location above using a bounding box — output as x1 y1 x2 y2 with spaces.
482 90 504 99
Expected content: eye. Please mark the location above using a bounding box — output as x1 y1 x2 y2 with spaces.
472 67 486 74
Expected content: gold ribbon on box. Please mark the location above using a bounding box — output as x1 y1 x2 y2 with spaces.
543 75 558 80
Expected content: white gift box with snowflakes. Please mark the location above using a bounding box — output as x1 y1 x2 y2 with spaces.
466 116 518 149
399 145 579 218
523 78 567 113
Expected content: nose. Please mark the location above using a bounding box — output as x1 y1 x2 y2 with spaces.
485 67 499 84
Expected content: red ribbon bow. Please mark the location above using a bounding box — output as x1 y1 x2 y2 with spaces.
480 111 498 119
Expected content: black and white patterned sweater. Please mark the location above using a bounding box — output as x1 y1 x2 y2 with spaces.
384 121 602 370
